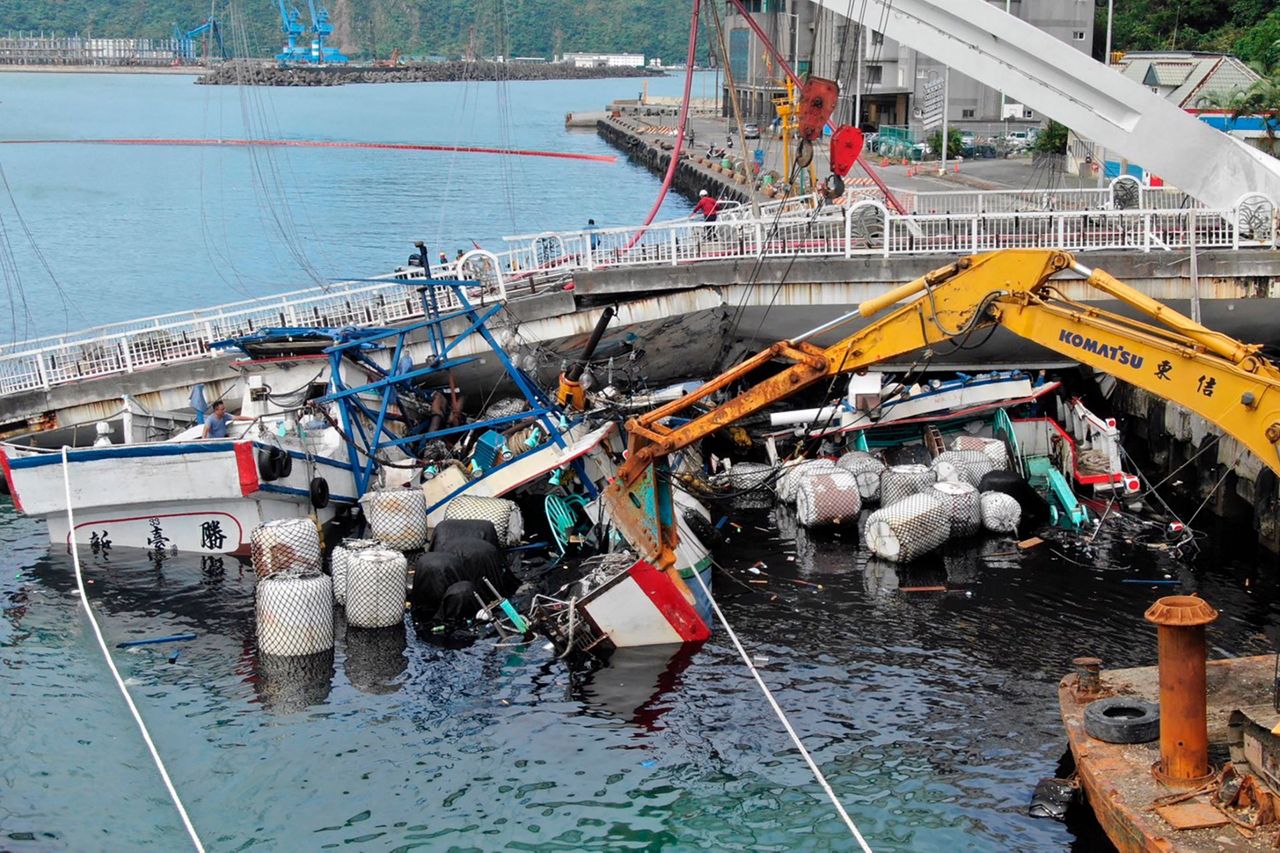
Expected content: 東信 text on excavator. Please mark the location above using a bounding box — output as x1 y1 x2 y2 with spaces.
603 248 1280 598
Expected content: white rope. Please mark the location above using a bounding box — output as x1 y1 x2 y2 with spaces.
60 447 205 853
688 569 874 852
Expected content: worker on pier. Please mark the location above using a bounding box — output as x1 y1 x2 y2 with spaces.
585 218 601 251
692 189 719 223
203 400 251 439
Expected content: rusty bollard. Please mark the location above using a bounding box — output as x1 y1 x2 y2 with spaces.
1073 656 1103 698
1144 595 1219 785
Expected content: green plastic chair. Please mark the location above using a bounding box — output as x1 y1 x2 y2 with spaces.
546 494 591 554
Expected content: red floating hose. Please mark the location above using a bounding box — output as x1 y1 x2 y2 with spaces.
0 137 617 164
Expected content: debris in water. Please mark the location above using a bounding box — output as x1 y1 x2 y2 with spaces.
1028 777 1077 820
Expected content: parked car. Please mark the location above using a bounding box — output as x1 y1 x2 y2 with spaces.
743 123 760 139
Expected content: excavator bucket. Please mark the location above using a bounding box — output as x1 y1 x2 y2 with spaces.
797 77 839 142
829 125 864 177
604 462 667 564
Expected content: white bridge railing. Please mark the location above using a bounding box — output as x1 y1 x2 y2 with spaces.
0 183 1274 400
498 190 1276 276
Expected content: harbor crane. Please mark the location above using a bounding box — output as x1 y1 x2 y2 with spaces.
304 1 348 64
172 18 226 64
275 1 309 64
604 249 1280 597
277 1 348 65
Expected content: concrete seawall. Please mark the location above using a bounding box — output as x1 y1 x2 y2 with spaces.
596 117 754 205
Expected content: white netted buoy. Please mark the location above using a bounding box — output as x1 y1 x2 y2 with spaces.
330 538 381 607
880 464 936 508
442 495 524 546
952 435 1009 471
256 570 334 656
928 481 982 538
795 470 862 527
980 491 1022 533
346 548 408 628
251 518 321 579
713 461 775 509
931 450 996 489
864 493 950 563
362 488 429 551
776 458 837 504
838 454 886 503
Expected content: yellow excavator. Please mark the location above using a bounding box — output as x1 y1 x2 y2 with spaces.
602 248 1280 598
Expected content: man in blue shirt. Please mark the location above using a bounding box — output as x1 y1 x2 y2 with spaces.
203 400 248 439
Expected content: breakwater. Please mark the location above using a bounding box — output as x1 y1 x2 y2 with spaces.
596 116 755 205
197 60 663 87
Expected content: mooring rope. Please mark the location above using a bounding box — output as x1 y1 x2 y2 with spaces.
687 569 874 852
60 447 205 853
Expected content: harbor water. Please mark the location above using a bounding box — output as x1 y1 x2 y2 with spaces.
0 71 707 342
4 72 1280 852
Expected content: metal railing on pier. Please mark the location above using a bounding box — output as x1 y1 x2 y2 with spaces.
0 182 1273 400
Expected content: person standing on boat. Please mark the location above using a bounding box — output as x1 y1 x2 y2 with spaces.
585 218 601 251
203 400 250 439
692 189 719 222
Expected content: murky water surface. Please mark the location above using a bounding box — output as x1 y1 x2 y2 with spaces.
3 497 1277 851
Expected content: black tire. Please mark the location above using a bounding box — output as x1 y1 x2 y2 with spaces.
309 477 330 510
275 449 293 479
1083 696 1159 744
257 447 280 483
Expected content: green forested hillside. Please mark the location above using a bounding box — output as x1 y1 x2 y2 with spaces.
1101 1 1280 68
0 0 698 63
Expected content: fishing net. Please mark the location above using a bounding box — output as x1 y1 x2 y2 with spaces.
952 435 1010 470
837 453 886 503
927 481 982 538
879 464 937 508
346 548 408 629
362 488 429 551
979 491 1023 533
484 397 529 420
776 458 838 504
251 519 321 579
343 624 408 696
930 450 997 489
795 470 862 528
442 495 524 546
712 461 775 509
257 649 335 714
864 493 951 563
256 570 334 656
330 538 381 607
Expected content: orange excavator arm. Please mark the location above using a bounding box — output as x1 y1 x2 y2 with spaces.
605 249 1280 590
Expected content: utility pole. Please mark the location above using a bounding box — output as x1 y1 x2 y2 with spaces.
999 0 1010 117
1189 209 1201 324
853 24 862 128
1105 0 1114 65
939 65 950 177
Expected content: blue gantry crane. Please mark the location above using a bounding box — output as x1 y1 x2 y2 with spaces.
173 18 226 64
276 1 348 65
275 1 310 64
305 1 349 64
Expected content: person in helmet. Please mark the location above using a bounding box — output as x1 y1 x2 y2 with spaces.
691 189 719 222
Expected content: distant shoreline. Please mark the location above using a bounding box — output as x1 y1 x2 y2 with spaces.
196 60 666 87
0 64 199 75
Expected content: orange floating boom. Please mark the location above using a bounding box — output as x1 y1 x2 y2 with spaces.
0 138 617 164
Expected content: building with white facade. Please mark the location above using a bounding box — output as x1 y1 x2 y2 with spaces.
560 52 645 68
723 0 1094 138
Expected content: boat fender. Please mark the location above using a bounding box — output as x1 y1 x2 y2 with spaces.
310 477 330 509
276 449 294 479
1082 696 1159 744
257 447 282 482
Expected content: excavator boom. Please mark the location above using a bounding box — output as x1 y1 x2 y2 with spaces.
606 249 1280 582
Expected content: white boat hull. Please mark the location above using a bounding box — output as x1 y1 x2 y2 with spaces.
2 439 358 555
